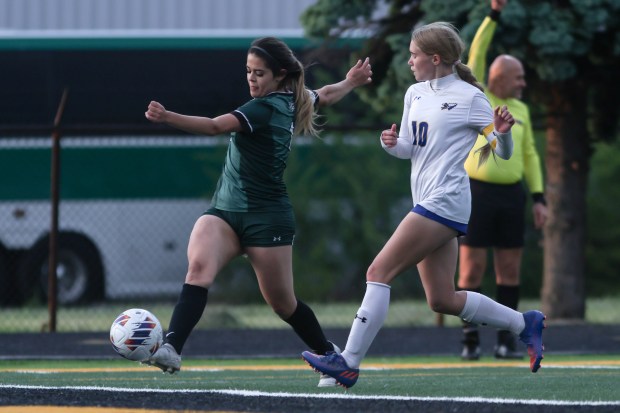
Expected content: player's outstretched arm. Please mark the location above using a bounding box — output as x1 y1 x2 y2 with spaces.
145 101 241 136
315 57 372 107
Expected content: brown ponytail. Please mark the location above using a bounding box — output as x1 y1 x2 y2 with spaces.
249 37 320 137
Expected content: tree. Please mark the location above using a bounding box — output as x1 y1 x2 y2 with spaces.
301 0 620 319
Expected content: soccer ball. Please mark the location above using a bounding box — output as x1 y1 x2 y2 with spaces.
110 308 163 361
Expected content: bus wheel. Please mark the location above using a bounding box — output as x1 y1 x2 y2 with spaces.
17 233 104 305
0 245 13 306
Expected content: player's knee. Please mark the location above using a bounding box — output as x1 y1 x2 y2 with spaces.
366 263 391 283
271 302 295 319
459 268 484 287
427 297 451 314
496 271 520 285
185 261 213 288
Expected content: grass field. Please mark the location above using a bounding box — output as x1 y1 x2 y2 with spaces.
1 355 619 412
2 297 619 411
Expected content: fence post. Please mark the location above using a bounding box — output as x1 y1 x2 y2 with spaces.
436 312 444 327
48 88 68 333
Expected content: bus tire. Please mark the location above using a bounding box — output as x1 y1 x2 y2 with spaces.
0 244 14 306
17 232 105 305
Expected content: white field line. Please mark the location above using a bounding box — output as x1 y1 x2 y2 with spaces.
0 384 619 407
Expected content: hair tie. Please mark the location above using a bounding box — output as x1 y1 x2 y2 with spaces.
452 59 461 79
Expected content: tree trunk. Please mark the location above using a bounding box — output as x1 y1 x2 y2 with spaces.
542 82 591 320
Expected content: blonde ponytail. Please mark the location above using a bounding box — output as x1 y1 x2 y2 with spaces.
475 144 496 167
292 64 320 137
454 63 484 92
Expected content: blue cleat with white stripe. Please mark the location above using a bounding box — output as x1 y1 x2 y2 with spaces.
302 350 359 388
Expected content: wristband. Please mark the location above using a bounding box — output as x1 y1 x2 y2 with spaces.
532 193 546 205
489 9 501 21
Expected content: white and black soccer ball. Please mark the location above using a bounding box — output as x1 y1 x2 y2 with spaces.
110 308 163 361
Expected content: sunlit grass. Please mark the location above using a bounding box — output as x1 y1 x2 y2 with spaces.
0 355 619 402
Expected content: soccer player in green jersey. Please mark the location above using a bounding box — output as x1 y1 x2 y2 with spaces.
457 0 549 361
143 37 372 387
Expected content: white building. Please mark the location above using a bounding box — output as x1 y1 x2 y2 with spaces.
0 0 318 39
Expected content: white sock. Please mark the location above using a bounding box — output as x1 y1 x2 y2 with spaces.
341 281 391 369
459 291 525 335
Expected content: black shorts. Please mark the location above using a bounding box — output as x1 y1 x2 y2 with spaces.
204 207 296 247
460 179 526 248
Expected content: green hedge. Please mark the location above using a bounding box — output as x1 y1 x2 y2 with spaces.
585 140 620 296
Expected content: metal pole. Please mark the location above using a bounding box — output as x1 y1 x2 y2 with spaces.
48 88 68 333
436 312 445 327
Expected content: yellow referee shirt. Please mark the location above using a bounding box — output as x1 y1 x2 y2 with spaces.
464 16 544 194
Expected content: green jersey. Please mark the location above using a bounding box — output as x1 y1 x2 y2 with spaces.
211 91 306 212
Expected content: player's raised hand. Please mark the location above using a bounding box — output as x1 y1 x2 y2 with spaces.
381 124 398 148
145 101 168 123
494 105 515 133
346 57 373 88
492 0 507 12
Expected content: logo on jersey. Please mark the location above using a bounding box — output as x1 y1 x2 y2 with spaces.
354 314 368 323
441 102 458 110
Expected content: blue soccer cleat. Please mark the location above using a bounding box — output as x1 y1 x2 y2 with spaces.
302 350 359 388
519 310 546 373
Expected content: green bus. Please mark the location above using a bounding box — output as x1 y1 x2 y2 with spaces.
0 31 361 306
0 136 231 305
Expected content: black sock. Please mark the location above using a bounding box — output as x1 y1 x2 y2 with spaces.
457 286 482 294
165 283 208 354
496 285 519 342
284 300 332 355
496 284 519 310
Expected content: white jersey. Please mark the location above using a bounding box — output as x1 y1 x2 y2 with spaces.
383 74 496 224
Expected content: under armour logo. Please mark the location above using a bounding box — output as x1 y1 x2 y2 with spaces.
441 102 457 110
354 314 367 323
273 236 281 242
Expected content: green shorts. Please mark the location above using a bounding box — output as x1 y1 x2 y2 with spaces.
204 207 295 247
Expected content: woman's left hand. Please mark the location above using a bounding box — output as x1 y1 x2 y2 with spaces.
346 57 373 88
494 105 515 133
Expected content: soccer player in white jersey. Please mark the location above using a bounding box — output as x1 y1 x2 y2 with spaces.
302 22 546 388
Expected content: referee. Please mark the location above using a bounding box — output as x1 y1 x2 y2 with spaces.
457 0 548 360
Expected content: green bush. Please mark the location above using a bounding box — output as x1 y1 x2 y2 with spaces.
287 134 421 302
211 133 620 303
585 140 620 296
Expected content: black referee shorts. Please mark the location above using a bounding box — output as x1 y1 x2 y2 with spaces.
460 179 526 248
